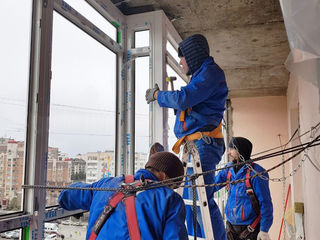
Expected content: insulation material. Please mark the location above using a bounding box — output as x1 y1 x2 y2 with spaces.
280 0 320 60
284 207 295 239
280 0 320 100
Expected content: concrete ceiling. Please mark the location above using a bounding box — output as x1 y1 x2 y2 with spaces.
113 0 290 98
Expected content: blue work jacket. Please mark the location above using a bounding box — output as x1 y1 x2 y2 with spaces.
58 169 188 240
214 163 273 232
157 57 228 139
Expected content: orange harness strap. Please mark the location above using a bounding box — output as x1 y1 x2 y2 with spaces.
172 122 223 154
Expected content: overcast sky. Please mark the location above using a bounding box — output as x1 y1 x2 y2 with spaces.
1 1 184 158
0 1 31 146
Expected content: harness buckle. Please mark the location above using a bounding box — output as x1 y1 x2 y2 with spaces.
246 188 254 194
103 205 113 215
199 132 212 144
247 225 255 232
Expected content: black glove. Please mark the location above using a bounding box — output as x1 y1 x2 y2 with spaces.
73 213 83 219
145 84 160 104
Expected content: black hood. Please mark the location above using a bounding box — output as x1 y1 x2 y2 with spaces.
178 34 210 75
228 137 253 161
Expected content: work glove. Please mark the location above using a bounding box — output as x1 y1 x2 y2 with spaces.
145 84 160 104
257 231 271 240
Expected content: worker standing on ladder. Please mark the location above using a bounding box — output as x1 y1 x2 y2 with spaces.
146 34 228 240
214 137 273 240
58 149 188 240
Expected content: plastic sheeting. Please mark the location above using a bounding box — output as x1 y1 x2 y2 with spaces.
280 0 320 89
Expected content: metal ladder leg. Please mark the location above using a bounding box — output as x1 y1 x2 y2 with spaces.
176 141 214 240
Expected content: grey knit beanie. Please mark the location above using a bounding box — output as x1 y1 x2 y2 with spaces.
145 152 184 180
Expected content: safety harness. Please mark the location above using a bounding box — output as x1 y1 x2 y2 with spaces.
89 175 150 240
172 121 223 154
226 164 261 239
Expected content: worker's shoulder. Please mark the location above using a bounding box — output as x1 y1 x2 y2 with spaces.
202 62 223 75
250 163 270 180
93 176 122 188
251 162 266 172
140 185 183 201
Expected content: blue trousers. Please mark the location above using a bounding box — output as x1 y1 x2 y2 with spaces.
183 138 227 240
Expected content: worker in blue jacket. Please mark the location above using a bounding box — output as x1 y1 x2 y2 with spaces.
214 137 273 240
58 149 188 240
146 34 228 239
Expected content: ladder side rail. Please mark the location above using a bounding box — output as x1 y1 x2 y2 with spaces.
190 142 214 240
176 142 214 240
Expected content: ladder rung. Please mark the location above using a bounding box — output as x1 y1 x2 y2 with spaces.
188 236 206 240
184 199 200 206
187 162 193 168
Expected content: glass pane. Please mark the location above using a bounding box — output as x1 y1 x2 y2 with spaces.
135 31 150 48
166 65 187 152
64 0 117 41
47 216 87 240
0 229 21 239
0 1 32 216
167 41 180 63
135 57 149 171
47 12 116 205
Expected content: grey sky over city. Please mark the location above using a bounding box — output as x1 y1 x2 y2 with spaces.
0 1 184 157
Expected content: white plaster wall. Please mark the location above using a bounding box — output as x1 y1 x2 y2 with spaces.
231 96 289 239
296 75 320 240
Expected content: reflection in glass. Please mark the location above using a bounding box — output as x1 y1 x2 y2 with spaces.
0 1 32 215
46 217 86 240
47 12 116 205
135 57 149 171
0 229 21 239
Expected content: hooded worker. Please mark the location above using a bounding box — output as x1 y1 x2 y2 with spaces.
146 34 228 239
58 145 187 240
214 137 273 240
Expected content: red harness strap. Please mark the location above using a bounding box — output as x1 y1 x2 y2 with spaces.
245 167 260 216
226 165 261 239
239 166 261 239
89 175 141 240
124 175 141 240
226 170 232 192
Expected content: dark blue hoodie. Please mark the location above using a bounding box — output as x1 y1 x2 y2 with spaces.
178 34 210 75
157 34 228 138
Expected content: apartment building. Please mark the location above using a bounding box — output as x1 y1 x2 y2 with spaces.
0 139 24 210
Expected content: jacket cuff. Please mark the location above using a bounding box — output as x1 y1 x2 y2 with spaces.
260 225 270 232
157 91 165 107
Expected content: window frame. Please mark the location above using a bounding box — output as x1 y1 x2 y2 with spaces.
0 2 186 239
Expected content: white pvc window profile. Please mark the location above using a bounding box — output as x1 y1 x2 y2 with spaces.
63 0 117 41
166 65 186 152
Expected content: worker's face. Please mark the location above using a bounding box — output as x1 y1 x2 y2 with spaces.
156 171 176 189
179 57 189 75
228 148 239 163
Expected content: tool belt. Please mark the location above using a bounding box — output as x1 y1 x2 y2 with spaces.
226 218 260 240
172 122 223 154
